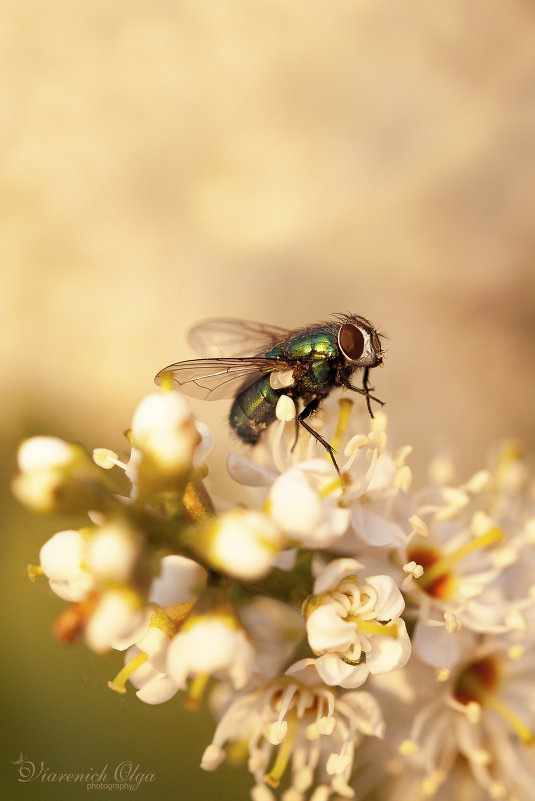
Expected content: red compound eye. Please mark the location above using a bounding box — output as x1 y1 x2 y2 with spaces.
339 323 365 361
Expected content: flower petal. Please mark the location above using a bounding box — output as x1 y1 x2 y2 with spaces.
314 653 369 689
307 605 357 654
366 574 405 620
366 620 411 674
312 558 365 594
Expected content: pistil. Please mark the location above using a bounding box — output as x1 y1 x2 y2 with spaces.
328 398 353 455
455 656 535 746
265 709 298 788
186 672 210 709
417 527 504 590
348 616 399 638
108 652 148 694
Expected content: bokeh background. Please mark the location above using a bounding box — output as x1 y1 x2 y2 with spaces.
2 1 535 799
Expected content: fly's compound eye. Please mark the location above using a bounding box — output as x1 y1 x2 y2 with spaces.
338 323 365 361
371 330 382 355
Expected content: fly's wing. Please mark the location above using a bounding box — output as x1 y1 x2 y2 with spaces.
188 318 289 357
155 357 293 401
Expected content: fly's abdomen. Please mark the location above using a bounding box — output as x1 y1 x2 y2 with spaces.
229 375 279 444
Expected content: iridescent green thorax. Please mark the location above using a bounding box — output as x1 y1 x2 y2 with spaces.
266 324 338 362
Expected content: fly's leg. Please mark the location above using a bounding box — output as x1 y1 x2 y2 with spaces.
343 367 384 418
298 397 340 474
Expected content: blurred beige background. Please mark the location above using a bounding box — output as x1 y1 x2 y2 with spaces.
1 1 535 799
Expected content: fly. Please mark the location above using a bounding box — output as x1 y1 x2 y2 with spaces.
155 314 385 473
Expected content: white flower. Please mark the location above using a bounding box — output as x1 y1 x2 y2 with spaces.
108 555 206 703
398 634 535 800
86 519 141 583
17 436 75 472
268 460 350 548
201 662 384 799
400 513 515 667
238 596 305 678
302 558 411 688
343 426 414 548
228 398 413 550
130 391 200 476
196 509 284 580
12 436 98 513
85 588 143 653
148 554 206 607
167 614 255 690
39 529 95 601
118 645 180 705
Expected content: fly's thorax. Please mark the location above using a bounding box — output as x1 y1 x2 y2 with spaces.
266 325 339 362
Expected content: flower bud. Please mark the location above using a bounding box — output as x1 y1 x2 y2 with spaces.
86 519 142 583
12 436 104 514
39 529 96 602
190 509 284 580
129 392 201 495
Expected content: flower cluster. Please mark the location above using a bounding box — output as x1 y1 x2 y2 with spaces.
15 388 535 801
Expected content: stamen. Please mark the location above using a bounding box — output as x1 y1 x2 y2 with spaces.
226 739 249 766
463 470 491 494
399 739 418 755
403 561 424 579
329 398 353 456
318 477 344 498
326 752 352 775
444 611 460 633
26 564 44 581
275 684 299 732
186 672 210 710
422 769 446 795
479 689 535 746
394 465 412 492
457 661 535 745
508 644 525 661
418 527 504 589
505 609 527 632
265 710 298 788
368 429 387 454
349 617 399 638
93 448 126 470
108 652 148 694
465 702 481 724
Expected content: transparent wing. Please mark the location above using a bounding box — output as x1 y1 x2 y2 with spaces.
155 357 293 401
187 318 289 357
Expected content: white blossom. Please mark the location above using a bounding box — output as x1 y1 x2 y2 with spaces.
201 662 384 798
85 588 143 653
86 519 141 583
268 460 350 548
200 509 284 580
39 529 95 602
302 559 411 689
167 614 256 690
131 392 197 462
